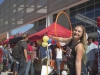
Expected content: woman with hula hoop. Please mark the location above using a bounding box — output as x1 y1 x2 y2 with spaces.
52 25 87 75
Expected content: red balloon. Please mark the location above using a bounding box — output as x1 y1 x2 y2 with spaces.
52 40 55 44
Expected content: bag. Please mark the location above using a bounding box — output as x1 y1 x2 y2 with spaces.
41 65 53 75
12 41 23 61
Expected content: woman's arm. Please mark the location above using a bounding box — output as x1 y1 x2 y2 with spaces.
75 43 84 75
52 37 72 44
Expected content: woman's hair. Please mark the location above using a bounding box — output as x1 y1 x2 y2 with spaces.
73 25 87 64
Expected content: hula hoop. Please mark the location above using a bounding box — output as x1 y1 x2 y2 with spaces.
55 11 72 47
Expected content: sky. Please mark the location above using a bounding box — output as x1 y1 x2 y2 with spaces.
11 24 34 35
0 0 34 35
0 0 5 4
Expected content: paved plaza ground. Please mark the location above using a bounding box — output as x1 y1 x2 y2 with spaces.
1 71 13 75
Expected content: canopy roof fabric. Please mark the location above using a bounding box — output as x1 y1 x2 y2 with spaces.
29 22 71 41
3 36 14 45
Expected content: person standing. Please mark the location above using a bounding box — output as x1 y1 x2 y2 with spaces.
39 46 52 66
30 42 37 75
24 40 32 75
6 45 14 72
55 46 63 75
17 34 28 75
52 25 87 75
86 37 98 75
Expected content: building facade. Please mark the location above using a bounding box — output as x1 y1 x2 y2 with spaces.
34 0 98 41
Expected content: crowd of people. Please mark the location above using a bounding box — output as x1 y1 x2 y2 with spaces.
0 25 98 75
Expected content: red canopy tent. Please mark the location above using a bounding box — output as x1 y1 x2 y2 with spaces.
3 36 14 45
28 22 71 41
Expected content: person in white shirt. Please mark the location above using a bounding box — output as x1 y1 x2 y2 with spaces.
86 37 98 75
55 45 66 75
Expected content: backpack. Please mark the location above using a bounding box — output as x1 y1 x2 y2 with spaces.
12 41 24 61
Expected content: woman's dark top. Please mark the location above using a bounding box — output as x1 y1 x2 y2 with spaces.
66 40 85 70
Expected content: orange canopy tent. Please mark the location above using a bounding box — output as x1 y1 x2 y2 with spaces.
28 22 71 41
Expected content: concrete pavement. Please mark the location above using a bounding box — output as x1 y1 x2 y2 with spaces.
1 71 13 75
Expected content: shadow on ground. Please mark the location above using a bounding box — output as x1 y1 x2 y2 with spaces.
7 73 13 75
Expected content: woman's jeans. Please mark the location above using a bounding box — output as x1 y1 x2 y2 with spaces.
8 57 14 70
56 58 62 74
69 66 87 75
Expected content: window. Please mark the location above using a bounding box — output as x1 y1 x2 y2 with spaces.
53 13 57 22
86 4 94 13
95 0 100 4
77 3 85 9
70 6 77 12
86 0 94 6
95 9 100 17
77 21 85 27
86 26 94 33
70 17 76 23
70 11 76 17
38 18 46 31
94 27 97 32
86 11 94 18
72 23 76 29
95 2 100 10
77 7 85 14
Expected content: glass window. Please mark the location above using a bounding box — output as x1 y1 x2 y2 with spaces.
95 9 100 17
53 18 56 22
77 7 85 14
53 13 57 22
85 23 93 27
86 4 94 13
95 0 100 3
70 11 76 17
86 26 94 33
72 23 76 27
43 21 46 25
53 13 57 18
72 23 76 28
86 0 94 6
77 3 85 9
39 19 42 23
70 6 77 12
77 21 85 27
43 18 46 22
70 17 76 23
94 27 97 32
86 11 94 18
95 2 100 10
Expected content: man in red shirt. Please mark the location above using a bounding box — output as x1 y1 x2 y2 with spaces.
24 40 32 75
0 48 3 75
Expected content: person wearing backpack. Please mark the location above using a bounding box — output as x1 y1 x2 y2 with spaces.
16 34 28 75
